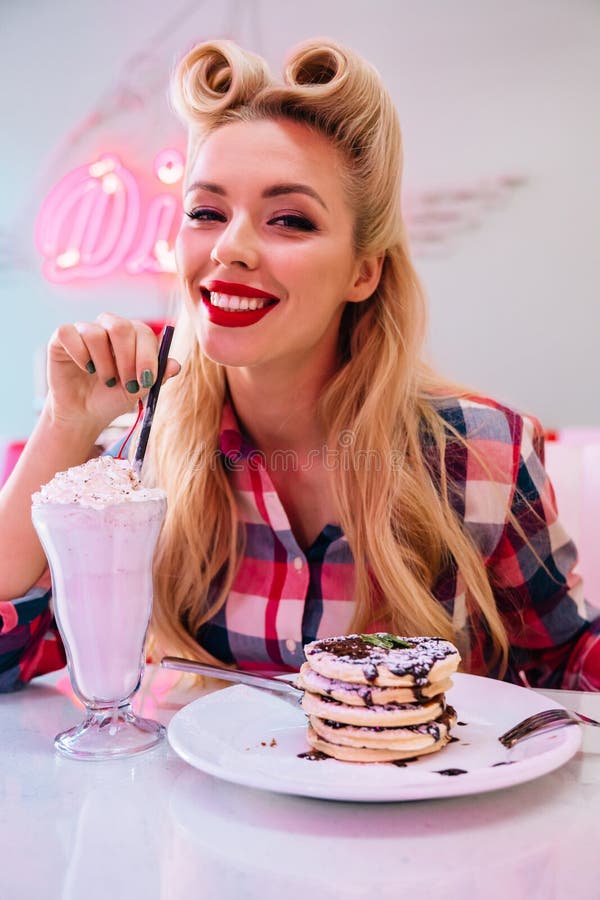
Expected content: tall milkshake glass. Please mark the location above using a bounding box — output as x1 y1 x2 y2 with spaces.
32 457 167 760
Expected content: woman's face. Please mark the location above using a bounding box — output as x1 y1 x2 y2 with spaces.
176 118 380 382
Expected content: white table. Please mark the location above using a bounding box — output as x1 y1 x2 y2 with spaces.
1 668 599 900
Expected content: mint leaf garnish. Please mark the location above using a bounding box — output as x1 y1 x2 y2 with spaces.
360 633 412 650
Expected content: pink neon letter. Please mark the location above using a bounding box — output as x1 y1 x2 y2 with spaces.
126 194 179 274
35 154 141 282
126 149 183 274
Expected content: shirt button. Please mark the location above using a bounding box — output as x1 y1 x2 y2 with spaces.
285 638 297 653
293 556 303 571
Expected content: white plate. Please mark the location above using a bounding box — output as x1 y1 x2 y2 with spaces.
167 672 582 802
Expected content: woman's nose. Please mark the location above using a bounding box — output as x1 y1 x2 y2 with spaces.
210 217 259 269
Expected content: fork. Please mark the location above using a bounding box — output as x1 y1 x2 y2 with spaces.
160 656 303 709
498 707 600 748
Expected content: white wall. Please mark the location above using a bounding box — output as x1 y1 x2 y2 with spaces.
1 0 598 441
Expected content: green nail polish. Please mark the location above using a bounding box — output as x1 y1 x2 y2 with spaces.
86 360 96 375
140 369 154 388
105 377 117 388
126 379 140 394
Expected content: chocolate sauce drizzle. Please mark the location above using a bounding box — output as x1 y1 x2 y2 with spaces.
306 634 456 686
315 694 423 712
314 705 456 742
326 682 440 706
319 718 441 739
297 750 329 761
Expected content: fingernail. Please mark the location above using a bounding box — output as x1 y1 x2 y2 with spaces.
126 379 140 394
85 360 96 375
140 369 154 388
105 377 117 388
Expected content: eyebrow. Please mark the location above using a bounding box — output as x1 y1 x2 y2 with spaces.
185 180 328 211
262 183 328 211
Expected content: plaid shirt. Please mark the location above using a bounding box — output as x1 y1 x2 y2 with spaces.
1 395 599 691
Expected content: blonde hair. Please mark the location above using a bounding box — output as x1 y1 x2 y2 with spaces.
147 39 510 673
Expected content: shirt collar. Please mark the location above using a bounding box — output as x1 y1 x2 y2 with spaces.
219 400 258 462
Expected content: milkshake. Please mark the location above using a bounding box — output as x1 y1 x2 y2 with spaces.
32 456 167 759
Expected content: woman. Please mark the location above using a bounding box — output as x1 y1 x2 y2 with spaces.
0 39 598 691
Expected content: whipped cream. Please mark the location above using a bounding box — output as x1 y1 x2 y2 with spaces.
32 457 166 509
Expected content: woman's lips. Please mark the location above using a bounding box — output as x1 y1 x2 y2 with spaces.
201 289 279 328
205 280 279 301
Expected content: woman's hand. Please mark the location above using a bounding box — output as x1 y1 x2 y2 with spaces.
46 313 181 433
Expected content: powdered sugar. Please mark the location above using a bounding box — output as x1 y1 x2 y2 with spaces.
305 634 459 685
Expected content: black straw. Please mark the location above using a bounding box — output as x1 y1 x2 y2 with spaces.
133 325 175 473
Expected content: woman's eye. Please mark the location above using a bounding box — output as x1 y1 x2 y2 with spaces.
269 214 317 232
185 208 226 222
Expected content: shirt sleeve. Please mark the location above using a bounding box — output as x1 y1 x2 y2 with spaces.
487 414 600 689
0 444 120 692
0 574 66 692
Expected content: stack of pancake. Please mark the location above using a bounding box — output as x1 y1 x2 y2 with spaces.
297 633 460 763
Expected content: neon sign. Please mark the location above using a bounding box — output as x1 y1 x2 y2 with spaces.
35 149 185 283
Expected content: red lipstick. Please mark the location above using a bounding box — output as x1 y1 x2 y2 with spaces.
205 281 279 300
201 281 280 328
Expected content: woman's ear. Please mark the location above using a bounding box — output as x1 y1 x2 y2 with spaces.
346 254 384 303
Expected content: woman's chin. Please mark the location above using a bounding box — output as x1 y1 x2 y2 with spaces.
197 334 267 370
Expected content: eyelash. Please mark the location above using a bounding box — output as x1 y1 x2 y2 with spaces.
268 214 317 232
185 208 317 232
185 208 224 222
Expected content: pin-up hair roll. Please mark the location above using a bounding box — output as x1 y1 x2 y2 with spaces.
170 40 271 125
